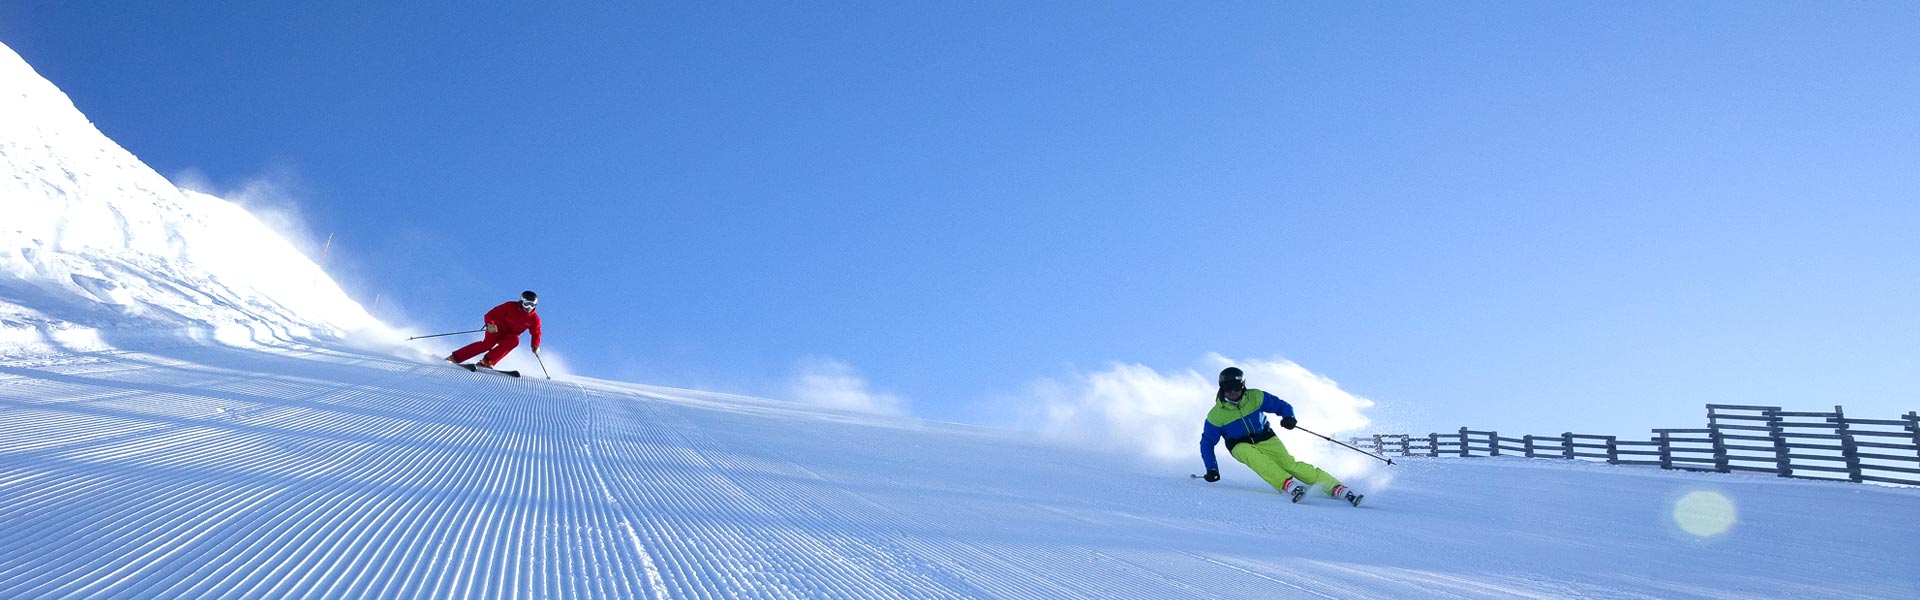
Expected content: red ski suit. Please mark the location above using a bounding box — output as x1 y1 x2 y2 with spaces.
450 301 543 366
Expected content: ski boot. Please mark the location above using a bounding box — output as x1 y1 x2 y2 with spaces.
1281 477 1308 503
1329 484 1364 507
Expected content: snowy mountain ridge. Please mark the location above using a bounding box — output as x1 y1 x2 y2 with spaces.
0 41 375 354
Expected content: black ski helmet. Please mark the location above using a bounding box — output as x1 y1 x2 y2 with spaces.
521 290 538 304
1218 367 1246 398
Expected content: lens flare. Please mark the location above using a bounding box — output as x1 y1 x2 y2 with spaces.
1673 491 1737 538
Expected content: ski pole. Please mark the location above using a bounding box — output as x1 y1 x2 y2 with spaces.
406 329 485 341
533 350 551 380
1295 426 1397 465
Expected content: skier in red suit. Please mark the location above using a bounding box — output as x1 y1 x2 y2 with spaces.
447 290 542 368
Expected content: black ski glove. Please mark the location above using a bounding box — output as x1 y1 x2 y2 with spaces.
1280 416 1298 430
1203 469 1220 482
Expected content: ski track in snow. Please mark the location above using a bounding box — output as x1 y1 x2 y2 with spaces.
0 346 1916 599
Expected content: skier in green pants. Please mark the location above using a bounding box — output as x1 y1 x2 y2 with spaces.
1200 367 1363 506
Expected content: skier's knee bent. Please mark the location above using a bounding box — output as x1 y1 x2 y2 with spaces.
1254 439 1342 492
1228 441 1295 493
484 333 520 364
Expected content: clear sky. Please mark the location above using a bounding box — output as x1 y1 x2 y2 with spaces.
4 2 1916 438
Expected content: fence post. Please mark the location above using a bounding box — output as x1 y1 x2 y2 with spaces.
1705 405 1728 473
1904 411 1920 469
1710 425 1730 473
1605 435 1618 464
1429 432 1440 458
1373 434 1384 455
1562 432 1575 460
1767 408 1792 478
1834 405 1863 483
1459 427 1470 458
1489 430 1500 457
1658 431 1673 470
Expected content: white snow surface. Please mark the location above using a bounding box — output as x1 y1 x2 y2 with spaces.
2 39 1917 599
1 42 376 352
1 345 1915 599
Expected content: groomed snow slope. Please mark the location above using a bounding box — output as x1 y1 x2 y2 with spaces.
2 345 1914 599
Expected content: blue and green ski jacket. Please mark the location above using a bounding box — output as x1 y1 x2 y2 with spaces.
1199 388 1295 472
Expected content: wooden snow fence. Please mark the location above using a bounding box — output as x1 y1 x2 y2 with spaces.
1350 405 1920 487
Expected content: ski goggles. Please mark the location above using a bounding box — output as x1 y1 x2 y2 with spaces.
1218 386 1245 403
520 299 538 309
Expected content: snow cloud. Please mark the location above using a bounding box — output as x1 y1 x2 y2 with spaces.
1015 353 1383 480
786 357 908 416
174 166 401 337
175 166 330 261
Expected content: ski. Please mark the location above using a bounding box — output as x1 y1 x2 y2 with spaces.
1194 474 1366 506
457 363 522 378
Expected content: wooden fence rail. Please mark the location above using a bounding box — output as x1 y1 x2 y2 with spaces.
1351 405 1920 487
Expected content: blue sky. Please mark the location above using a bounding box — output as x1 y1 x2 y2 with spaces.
4 2 1916 438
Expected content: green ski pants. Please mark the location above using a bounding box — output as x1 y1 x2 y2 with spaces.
1229 437 1344 497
